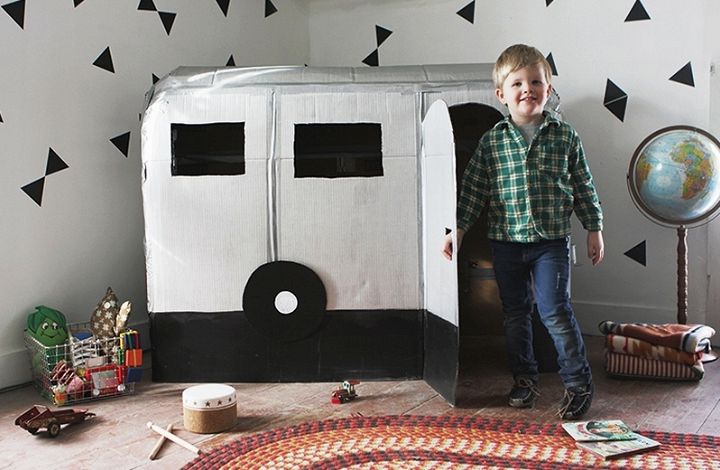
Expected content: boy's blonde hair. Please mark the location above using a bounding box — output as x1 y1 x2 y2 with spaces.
493 44 552 89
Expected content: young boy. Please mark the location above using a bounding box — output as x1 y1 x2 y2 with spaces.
442 44 604 420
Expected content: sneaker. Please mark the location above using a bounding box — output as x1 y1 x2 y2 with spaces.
557 383 593 420
508 377 540 408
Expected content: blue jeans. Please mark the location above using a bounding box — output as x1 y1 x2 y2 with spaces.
490 237 592 388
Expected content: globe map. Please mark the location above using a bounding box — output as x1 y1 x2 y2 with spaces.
629 127 720 226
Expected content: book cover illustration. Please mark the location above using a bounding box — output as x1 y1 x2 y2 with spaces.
561 420 637 442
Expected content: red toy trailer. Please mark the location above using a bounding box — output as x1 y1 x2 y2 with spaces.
15 405 95 437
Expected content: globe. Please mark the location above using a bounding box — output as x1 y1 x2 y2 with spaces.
627 125 720 324
628 126 720 227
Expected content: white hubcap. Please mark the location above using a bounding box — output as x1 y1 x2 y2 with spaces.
274 291 298 315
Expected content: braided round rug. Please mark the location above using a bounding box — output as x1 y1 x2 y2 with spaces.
183 415 720 469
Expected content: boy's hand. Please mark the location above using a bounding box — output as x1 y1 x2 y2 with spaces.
442 234 453 260
587 230 604 266
442 229 465 260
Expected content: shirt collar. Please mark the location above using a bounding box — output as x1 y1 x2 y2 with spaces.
497 111 561 130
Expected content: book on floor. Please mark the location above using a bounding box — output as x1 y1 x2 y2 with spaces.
575 434 661 460
561 420 637 441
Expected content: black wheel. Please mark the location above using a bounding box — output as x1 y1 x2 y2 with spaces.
243 261 327 342
47 420 61 438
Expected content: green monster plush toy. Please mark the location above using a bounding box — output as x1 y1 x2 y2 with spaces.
27 305 69 347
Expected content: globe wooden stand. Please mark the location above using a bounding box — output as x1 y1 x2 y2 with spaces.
676 226 687 324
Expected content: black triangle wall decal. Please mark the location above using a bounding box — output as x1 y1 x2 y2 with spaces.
216 0 230 17
376 25 392 47
625 0 650 22
93 47 115 73
603 79 628 121
74 0 85 7
546 0 554 6
158 11 176 35
362 49 379 67
546 53 558 76
22 177 45 206
0 111 3 123
603 79 626 104
669 62 694 87
152 73 160 84
605 97 627 122
46 148 69 175
456 1 474 24
110 132 131 157
265 0 277 17
227 55 235 66
138 0 157 11
624 240 646 266
2 0 25 29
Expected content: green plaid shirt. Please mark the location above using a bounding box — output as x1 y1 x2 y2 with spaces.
457 113 603 242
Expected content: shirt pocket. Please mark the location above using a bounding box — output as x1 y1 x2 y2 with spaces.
536 143 569 179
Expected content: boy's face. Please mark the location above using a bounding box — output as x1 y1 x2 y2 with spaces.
496 63 552 125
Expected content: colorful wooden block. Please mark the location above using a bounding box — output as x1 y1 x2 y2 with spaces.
125 349 142 367
125 367 143 383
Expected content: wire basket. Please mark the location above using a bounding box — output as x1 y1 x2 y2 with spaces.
24 322 137 406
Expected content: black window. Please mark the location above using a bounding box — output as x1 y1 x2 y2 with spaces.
171 122 245 176
294 123 383 178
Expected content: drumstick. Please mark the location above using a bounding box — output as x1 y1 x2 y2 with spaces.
148 423 174 460
146 421 202 455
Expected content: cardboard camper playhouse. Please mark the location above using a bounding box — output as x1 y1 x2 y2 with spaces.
141 64 526 404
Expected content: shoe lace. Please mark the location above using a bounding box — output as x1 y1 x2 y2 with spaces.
516 378 540 397
556 387 591 418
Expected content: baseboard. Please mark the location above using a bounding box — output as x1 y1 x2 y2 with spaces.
573 301 677 336
0 348 31 390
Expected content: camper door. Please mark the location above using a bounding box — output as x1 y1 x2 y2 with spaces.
422 99 459 405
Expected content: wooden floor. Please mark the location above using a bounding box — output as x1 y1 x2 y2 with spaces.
1 335 718 469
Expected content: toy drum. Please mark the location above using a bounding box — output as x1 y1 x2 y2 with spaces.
182 384 237 434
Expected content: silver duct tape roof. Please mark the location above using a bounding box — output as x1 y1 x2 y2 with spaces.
144 63 563 119
144 63 497 110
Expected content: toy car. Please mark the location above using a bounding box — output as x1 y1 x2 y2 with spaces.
15 405 95 437
331 380 359 404
90 368 125 397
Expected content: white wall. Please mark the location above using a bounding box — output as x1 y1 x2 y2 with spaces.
708 4 720 338
3 0 719 389
307 0 720 335
0 0 309 389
